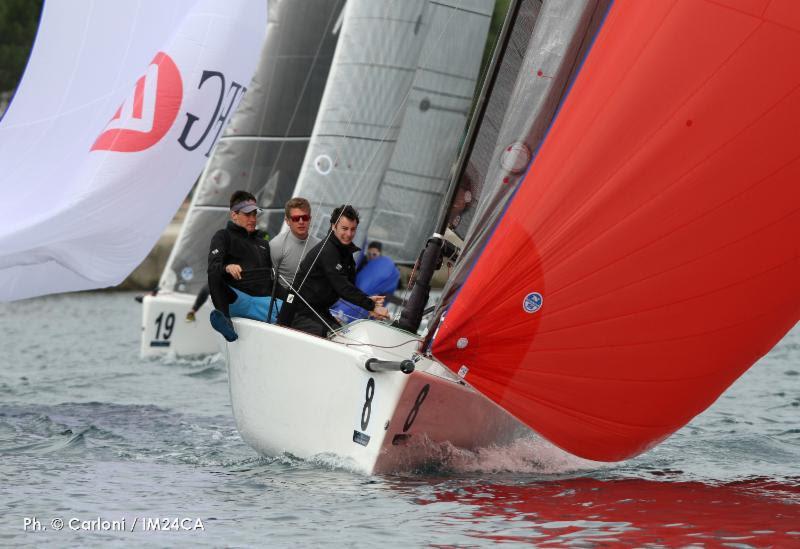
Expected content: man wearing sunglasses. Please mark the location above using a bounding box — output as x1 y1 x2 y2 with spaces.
289 204 389 337
207 190 280 342
269 197 320 292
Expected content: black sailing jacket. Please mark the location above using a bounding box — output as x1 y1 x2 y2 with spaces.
207 221 273 297
293 233 375 316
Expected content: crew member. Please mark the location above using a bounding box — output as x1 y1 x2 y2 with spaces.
333 240 400 322
185 284 210 322
290 205 389 337
269 197 320 290
207 190 280 342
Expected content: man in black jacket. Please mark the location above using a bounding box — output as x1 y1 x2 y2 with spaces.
207 190 281 342
289 204 389 337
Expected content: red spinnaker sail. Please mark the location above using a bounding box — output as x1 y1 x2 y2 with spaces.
431 0 800 462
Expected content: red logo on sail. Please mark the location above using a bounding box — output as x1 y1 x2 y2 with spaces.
91 52 183 152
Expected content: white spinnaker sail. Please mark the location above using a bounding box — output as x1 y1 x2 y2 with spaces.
159 0 344 295
293 0 493 261
0 0 266 302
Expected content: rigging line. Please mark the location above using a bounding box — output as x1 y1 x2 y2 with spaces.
431 0 523 236
344 338 421 350
296 0 467 294
429 1 492 18
274 2 347 286
258 1 344 203
279 273 398 347
419 0 524 337
278 273 338 334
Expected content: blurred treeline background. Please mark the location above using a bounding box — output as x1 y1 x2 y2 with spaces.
0 0 44 114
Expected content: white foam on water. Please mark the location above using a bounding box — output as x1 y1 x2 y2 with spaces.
448 436 607 475
384 434 607 476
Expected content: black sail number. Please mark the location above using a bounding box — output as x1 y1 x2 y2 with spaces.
155 312 176 340
361 378 375 431
403 384 430 432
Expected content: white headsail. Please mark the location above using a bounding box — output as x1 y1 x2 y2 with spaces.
0 0 266 302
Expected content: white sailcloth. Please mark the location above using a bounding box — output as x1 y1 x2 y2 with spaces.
365 0 493 263
292 0 493 261
292 0 431 243
0 0 267 302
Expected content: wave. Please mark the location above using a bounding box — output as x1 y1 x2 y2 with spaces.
183 365 226 379
0 402 249 465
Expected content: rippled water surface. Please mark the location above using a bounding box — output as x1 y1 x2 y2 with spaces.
1 292 798 547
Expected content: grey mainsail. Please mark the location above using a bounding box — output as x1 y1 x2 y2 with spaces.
159 0 344 294
363 0 495 264
291 0 493 263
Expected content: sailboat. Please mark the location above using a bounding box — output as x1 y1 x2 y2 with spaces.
2 0 797 475
224 0 800 473
140 0 344 358
225 0 607 473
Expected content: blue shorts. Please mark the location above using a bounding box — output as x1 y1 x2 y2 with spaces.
229 287 283 324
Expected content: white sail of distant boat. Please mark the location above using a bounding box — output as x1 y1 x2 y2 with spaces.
291 0 493 264
139 0 345 358
0 0 266 302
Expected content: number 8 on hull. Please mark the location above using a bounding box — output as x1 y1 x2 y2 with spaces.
225 319 525 475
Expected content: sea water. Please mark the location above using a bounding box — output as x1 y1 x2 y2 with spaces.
1 292 798 547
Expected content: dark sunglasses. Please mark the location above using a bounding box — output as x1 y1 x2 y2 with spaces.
289 214 311 222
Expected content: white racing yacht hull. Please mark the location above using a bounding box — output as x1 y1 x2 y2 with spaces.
225 319 525 474
140 293 219 358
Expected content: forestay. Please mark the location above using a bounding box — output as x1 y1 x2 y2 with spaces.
0 0 266 301
431 0 800 461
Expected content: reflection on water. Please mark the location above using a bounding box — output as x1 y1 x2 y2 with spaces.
409 476 800 546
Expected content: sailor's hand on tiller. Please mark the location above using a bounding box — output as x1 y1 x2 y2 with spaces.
369 295 385 307
225 264 243 280
370 306 389 320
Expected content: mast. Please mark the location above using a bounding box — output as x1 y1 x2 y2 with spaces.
395 0 522 334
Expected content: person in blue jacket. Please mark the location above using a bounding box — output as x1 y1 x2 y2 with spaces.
331 241 400 323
